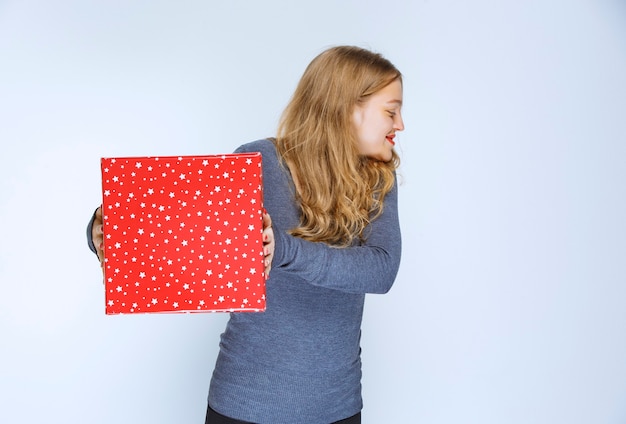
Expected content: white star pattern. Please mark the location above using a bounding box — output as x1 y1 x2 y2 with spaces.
101 153 265 314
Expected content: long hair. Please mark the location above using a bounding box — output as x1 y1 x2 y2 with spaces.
274 45 401 247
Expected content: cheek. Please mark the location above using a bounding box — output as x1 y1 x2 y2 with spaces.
352 107 364 128
352 108 368 145
352 108 388 155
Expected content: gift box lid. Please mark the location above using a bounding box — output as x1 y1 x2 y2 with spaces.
101 153 266 314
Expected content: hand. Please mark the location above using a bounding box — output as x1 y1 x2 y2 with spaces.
91 206 105 277
262 210 275 279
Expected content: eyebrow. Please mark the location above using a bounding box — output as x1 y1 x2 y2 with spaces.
387 99 403 106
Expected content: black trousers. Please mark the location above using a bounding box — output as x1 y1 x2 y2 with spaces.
205 405 361 424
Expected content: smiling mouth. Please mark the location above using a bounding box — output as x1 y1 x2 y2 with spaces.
386 134 396 146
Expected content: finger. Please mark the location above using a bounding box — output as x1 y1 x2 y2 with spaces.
93 229 104 255
92 207 103 233
262 210 272 230
101 260 106 284
264 259 272 279
263 245 273 260
92 206 104 248
263 243 273 279
92 205 105 251
263 231 273 245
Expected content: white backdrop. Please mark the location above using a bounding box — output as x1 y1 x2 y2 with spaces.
1 1 625 423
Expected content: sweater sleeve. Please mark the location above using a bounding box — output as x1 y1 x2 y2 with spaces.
235 138 402 295
272 178 402 295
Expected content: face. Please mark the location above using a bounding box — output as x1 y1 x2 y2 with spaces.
352 78 404 162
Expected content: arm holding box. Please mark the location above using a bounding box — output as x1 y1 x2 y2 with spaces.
271 178 401 294
235 138 401 295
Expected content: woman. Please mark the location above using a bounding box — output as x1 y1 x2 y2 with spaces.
89 45 404 424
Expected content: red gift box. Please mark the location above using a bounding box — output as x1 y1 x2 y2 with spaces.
100 153 266 314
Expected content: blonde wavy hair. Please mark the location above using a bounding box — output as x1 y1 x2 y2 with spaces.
274 45 401 247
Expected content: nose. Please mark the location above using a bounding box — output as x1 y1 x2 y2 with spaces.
394 112 405 132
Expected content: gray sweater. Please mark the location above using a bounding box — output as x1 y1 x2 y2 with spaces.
208 139 401 423
87 139 402 423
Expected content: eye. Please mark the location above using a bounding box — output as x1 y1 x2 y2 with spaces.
387 110 396 117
